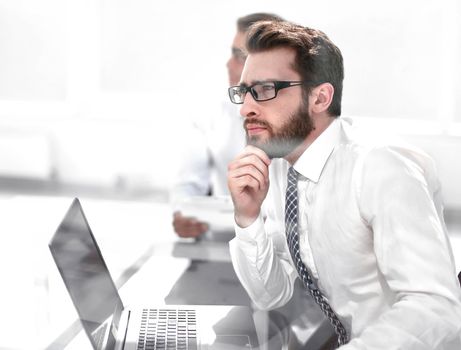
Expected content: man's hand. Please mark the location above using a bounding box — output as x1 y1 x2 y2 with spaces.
172 211 209 238
227 145 271 228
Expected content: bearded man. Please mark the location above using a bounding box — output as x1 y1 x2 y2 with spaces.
227 20 461 349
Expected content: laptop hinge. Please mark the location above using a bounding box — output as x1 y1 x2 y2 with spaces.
113 310 130 350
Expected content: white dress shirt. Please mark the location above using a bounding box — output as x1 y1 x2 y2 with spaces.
171 99 245 204
229 117 461 349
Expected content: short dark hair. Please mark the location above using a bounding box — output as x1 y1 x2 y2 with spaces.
246 21 344 117
236 13 284 33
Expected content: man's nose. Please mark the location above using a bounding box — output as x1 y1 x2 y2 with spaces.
240 92 259 118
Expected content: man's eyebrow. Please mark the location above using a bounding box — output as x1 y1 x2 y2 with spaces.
239 79 277 86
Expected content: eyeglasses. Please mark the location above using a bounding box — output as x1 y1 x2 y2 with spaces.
228 81 307 104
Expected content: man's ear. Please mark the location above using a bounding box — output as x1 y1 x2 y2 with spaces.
310 83 334 114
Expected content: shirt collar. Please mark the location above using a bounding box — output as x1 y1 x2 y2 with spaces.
293 117 343 183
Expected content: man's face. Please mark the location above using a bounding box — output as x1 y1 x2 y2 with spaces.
239 47 314 159
226 31 247 86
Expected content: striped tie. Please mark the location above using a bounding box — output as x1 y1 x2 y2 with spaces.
285 166 349 346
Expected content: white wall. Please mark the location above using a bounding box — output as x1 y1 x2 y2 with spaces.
0 0 460 206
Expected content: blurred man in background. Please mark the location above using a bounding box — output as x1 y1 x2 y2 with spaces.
171 13 284 238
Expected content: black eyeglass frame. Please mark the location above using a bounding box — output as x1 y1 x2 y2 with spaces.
228 80 311 104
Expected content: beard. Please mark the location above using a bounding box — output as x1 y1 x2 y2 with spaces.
244 101 314 159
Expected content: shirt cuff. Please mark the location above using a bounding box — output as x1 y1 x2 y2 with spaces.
234 214 266 245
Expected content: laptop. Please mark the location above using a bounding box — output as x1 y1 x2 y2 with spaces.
49 198 258 350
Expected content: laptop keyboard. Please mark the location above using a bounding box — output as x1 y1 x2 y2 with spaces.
137 308 198 350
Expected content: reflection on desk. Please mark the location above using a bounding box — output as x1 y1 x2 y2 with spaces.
165 260 251 306
169 238 334 350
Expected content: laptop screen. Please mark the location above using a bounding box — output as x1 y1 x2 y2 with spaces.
49 198 123 349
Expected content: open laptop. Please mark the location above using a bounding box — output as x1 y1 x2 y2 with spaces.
49 198 258 350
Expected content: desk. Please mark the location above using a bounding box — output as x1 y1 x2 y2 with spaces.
0 195 334 350
3 195 460 349
1 193 461 350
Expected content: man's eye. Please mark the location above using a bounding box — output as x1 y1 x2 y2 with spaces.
262 84 275 91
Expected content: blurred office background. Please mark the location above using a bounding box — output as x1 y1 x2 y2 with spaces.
0 0 460 208
1 2 461 349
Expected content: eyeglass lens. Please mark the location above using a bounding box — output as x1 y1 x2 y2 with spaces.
230 82 277 103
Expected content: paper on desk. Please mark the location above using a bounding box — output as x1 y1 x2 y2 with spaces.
177 195 235 232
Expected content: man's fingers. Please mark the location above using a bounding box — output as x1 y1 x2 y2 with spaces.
229 153 269 172
238 145 271 166
233 174 256 191
228 153 270 184
229 165 268 191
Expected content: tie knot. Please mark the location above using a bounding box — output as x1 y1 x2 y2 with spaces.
288 166 298 184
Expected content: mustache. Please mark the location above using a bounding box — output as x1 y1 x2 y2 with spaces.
243 118 271 129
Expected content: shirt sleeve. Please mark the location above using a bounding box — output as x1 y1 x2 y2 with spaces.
229 211 299 310
343 146 461 349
